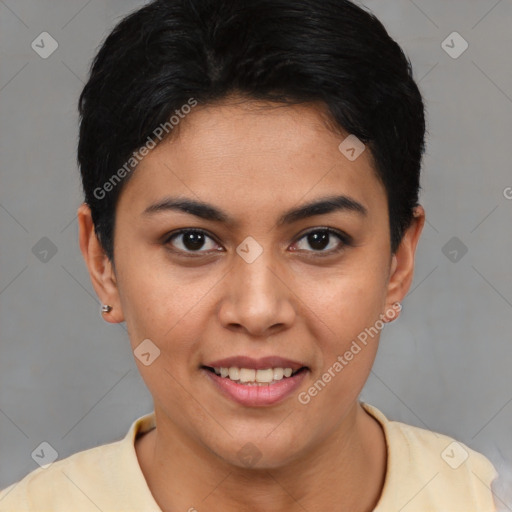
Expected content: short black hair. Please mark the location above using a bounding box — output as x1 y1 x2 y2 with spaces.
78 0 426 262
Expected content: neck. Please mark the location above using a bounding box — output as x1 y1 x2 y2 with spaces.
135 402 387 512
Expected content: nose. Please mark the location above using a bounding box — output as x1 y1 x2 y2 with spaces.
218 246 296 338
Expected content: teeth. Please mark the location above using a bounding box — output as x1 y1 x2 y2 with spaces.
228 367 240 380
273 368 284 380
239 368 256 382
256 369 274 383
211 366 299 384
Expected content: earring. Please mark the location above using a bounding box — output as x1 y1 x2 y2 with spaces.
101 304 113 314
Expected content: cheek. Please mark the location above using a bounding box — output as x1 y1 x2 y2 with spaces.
116 246 203 333
297 275 384 425
117 263 209 405
296 259 388 343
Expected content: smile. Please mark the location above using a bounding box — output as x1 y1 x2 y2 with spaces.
207 366 304 385
202 357 309 406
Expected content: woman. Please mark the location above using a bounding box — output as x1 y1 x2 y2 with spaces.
0 0 499 510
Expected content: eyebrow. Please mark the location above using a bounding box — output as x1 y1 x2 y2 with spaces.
142 194 368 226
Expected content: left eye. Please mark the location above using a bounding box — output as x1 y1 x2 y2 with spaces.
293 228 348 254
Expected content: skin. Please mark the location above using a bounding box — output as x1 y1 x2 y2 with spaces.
78 96 425 512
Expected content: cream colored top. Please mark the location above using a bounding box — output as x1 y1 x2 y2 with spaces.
0 402 498 511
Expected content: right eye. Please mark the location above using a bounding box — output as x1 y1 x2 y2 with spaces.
163 229 223 255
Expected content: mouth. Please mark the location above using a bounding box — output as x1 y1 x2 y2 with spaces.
202 365 308 385
201 356 309 406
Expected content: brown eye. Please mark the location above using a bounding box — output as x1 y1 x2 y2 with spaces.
293 228 350 254
164 229 221 254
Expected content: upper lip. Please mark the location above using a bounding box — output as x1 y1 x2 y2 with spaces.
203 356 307 372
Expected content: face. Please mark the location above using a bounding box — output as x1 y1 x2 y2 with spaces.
80 98 423 469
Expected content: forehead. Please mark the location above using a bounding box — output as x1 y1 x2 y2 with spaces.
116 99 386 222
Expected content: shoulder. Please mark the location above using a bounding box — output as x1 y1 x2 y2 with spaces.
362 403 499 512
0 439 125 512
0 411 160 512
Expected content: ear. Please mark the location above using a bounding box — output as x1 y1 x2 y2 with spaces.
382 205 425 322
77 202 124 323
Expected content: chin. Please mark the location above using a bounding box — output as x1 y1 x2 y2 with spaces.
211 433 309 471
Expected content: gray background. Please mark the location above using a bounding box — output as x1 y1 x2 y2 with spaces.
1 0 511 503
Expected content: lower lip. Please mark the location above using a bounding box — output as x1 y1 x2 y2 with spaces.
203 368 308 407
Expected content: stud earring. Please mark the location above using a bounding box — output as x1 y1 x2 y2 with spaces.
101 304 113 314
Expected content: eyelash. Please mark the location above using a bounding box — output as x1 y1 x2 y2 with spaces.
163 227 351 257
